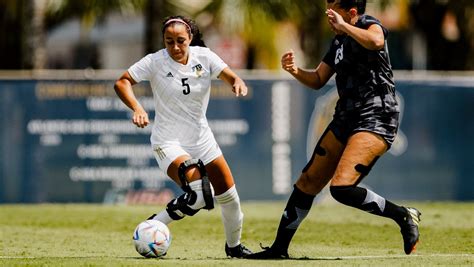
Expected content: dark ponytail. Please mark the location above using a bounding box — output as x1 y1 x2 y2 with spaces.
162 15 206 47
333 0 366 14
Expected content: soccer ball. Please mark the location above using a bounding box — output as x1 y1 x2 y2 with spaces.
133 220 172 258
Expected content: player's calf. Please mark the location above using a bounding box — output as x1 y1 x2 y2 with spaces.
329 184 422 254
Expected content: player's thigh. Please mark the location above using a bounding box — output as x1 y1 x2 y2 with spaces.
296 129 345 195
205 155 235 195
331 131 387 186
152 144 200 186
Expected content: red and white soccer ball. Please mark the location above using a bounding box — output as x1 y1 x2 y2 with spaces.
133 220 172 258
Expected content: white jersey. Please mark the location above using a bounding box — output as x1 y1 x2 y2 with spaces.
128 46 228 146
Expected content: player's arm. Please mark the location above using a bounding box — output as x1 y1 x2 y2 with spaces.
114 71 149 128
218 67 248 97
281 50 334 90
326 9 384 50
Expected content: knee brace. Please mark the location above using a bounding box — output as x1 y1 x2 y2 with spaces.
178 158 214 210
165 189 203 220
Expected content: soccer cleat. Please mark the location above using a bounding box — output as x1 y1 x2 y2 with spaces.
244 245 289 259
400 207 421 255
147 213 157 220
225 243 253 258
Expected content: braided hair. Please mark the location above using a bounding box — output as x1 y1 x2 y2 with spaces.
162 15 206 47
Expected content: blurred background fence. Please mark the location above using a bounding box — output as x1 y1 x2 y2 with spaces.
0 71 472 203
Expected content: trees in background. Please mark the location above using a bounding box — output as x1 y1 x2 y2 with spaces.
0 0 39 69
1 0 145 69
0 0 473 70
196 0 328 69
410 0 474 70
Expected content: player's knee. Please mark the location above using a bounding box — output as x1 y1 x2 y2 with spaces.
178 159 205 190
297 172 310 188
178 164 209 208
297 172 327 195
177 158 214 210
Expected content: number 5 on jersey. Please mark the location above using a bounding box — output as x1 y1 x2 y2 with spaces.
182 78 190 95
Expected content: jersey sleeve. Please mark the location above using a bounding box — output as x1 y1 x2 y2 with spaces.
358 15 388 38
206 49 228 78
322 38 337 69
128 53 154 83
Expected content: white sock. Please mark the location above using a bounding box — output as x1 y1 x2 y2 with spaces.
215 185 243 248
188 179 207 210
152 180 206 225
153 211 173 225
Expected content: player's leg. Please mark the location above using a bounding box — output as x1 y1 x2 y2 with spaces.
329 131 421 254
247 128 345 259
149 144 214 224
206 156 251 258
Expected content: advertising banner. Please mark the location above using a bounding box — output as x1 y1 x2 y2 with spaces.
0 74 473 203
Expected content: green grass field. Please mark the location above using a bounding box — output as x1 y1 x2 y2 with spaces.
1 201 473 266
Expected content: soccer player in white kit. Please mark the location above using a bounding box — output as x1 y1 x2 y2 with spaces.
114 15 252 258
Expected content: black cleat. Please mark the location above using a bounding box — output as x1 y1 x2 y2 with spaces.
400 207 421 255
225 243 252 258
244 245 289 259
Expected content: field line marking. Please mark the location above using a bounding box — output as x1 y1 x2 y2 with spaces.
309 254 473 260
0 254 472 260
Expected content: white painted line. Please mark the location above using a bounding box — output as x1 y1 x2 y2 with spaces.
0 254 472 260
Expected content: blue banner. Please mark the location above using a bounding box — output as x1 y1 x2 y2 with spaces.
0 74 473 203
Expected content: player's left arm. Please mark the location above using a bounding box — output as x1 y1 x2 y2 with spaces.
218 67 248 97
326 9 385 51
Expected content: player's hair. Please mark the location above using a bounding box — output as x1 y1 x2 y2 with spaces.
162 15 206 47
327 0 366 14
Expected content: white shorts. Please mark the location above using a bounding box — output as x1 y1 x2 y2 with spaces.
151 133 222 174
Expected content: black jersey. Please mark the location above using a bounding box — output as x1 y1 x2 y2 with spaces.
322 15 399 146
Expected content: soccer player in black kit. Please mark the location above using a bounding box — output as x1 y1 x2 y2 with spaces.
247 0 421 259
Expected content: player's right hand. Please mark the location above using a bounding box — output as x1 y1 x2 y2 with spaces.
132 107 149 128
281 50 298 75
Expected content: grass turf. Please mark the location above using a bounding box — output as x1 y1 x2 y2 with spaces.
0 201 473 266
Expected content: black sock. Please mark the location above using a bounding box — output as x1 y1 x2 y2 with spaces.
330 185 407 226
382 200 408 226
272 185 315 252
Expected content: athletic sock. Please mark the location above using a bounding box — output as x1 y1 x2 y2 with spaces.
330 185 407 225
382 200 409 226
152 210 173 225
272 185 315 252
188 180 205 210
215 185 243 248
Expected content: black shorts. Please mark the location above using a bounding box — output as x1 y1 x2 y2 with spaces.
329 111 399 148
